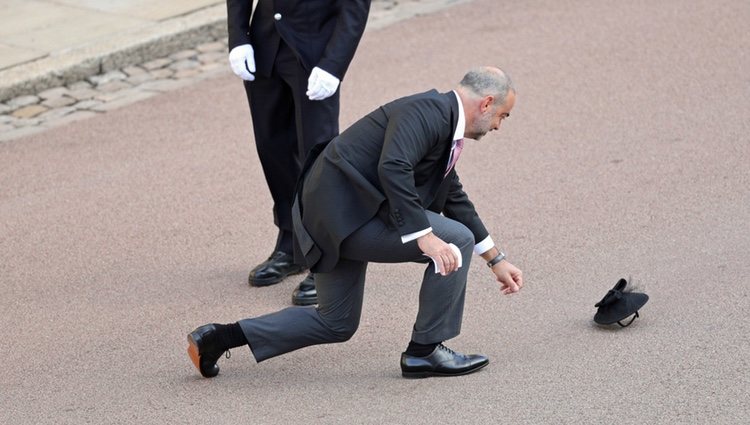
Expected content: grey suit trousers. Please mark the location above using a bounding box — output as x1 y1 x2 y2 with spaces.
239 210 475 362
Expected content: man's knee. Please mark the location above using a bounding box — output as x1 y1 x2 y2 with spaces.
451 222 475 251
322 316 360 342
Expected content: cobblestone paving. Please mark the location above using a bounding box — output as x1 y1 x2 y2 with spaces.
0 0 467 143
0 40 229 142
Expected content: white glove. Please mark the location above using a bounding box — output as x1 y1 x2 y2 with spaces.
228 44 256 81
306 67 340 100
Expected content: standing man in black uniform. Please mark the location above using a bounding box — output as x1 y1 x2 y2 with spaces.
226 0 371 305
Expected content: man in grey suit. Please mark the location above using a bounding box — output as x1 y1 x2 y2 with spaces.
187 66 524 379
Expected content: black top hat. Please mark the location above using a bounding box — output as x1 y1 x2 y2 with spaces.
594 278 649 327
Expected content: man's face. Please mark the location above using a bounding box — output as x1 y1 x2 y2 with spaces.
467 90 516 140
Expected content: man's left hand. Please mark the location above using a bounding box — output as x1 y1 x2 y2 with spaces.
306 67 340 101
491 261 524 295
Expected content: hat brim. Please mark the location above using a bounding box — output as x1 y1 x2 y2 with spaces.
594 293 649 325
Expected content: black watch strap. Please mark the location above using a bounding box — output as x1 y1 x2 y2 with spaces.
487 251 506 267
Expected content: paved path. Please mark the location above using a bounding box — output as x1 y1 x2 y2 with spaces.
0 0 221 69
1 0 749 424
0 1 225 99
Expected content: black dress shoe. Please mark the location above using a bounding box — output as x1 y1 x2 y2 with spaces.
187 324 226 378
291 273 317 306
249 251 305 287
400 344 489 378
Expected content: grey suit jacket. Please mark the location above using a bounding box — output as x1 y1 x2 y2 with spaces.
293 90 490 272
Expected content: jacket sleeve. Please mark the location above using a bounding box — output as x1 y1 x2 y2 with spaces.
441 172 490 244
316 0 371 79
377 99 450 237
226 0 253 50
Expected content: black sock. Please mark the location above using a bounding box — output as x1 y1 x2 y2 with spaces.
214 323 248 350
404 340 439 357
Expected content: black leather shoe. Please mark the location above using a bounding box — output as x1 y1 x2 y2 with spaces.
400 344 489 378
291 273 317 306
249 251 305 287
187 324 226 378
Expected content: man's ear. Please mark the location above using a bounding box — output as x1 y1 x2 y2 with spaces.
480 95 495 112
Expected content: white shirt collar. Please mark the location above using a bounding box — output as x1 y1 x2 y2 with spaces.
452 90 465 141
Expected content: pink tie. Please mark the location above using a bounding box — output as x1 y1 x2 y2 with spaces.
445 138 464 176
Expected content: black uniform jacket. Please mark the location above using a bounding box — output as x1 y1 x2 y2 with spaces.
226 0 371 78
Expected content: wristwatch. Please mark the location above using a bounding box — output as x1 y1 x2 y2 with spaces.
487 251 506 267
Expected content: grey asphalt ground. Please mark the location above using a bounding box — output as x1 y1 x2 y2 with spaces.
1 0 749 424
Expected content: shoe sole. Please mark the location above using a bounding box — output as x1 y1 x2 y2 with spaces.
249 267 306 287
292 297 318 306
187 333 202 373
401 361 489 379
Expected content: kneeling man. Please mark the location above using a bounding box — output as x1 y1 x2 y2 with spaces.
187 66 524 379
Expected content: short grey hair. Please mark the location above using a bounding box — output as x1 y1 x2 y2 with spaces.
459 67 515 105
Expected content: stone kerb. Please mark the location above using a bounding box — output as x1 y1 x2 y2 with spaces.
0 4 226 103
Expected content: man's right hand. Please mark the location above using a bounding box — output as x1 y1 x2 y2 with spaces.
417 232 460 276
229 44 256 81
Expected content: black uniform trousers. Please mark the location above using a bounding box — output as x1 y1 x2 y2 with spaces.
244 41 340 254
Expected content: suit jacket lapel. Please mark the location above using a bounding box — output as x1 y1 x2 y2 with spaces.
415 91 460 207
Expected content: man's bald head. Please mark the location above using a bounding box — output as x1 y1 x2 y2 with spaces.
458 66 515 106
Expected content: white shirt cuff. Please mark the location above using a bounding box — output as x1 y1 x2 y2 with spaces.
401 227 432 244
474 236 494 255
